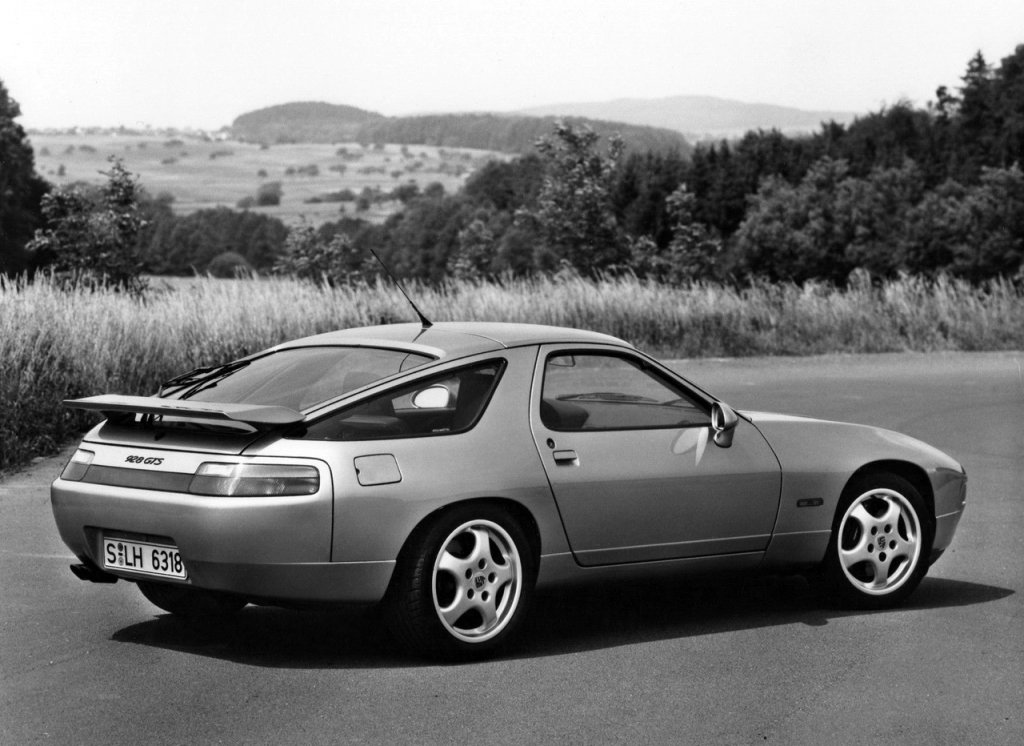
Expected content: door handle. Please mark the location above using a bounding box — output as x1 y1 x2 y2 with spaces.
553 449 578 464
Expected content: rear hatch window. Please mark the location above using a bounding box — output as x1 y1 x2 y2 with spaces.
179 346 433 412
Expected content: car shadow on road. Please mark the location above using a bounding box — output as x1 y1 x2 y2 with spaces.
515 574 1013 658
111 574 1012 668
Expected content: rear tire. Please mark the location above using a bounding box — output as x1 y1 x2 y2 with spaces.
137 581 247 617
383 504 536 660
822 473 933 609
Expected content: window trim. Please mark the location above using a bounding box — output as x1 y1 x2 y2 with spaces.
289 358 508 441
539 349 713 433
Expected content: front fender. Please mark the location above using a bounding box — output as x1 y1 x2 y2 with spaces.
748 412 965 569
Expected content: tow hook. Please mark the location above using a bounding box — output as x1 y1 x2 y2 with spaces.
70 562 119 584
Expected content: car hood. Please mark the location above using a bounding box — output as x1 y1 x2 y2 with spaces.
740 410 964 475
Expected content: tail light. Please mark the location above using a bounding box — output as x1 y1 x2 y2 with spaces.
188 463 319 497
61 449 95 482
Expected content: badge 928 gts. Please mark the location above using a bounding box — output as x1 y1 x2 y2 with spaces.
125 455 163 465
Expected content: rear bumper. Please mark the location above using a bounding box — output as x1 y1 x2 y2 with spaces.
183 558 395 603
51 477 393 603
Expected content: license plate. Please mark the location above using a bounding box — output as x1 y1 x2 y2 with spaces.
103 537 187 579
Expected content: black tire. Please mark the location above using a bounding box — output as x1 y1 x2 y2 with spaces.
383 504 536 660
137 581 248 617
822 473 934 610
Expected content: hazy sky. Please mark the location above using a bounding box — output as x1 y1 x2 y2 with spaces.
3 0 1022 129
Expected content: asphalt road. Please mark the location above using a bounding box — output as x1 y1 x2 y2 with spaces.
2 351 1021 746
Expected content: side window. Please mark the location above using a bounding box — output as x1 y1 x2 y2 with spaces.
296 360 505 441
541 353 710 431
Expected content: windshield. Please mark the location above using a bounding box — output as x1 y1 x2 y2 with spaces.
179 346 433 412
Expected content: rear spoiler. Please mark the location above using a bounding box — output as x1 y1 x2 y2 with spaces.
64 395 305 430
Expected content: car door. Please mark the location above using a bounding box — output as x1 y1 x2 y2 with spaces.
530 345 782 566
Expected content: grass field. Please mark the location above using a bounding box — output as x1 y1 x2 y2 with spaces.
29 132 505 225
3 272 1023 472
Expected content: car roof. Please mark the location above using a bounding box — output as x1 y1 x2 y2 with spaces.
278 322 632 360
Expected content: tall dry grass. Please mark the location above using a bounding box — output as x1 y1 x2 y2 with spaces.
3 272 1023 470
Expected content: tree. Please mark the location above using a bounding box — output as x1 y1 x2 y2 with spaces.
391 182 421 204
273 225 366 285
448 215 496 279
27 158 147 293
662 185 722 282
374 187 468 281
256 181 283 206
833 102 939 181
0 77 49 275
831 159 926 276
519 121 627 273
629 185 722 283
356 187 374 212
462 155 544 211
991 45 1024 172
733 158 853 283
901 165 1024 280
139 206 286 275
942 51 998 183
207 251 254 278
611 149 690 248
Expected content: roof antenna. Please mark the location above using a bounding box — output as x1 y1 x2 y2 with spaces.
369 249 433 329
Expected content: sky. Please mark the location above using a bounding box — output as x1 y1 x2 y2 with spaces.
3 0 1022 130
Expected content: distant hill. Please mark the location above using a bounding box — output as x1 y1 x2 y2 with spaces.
231 102 690 155
517 95 860 139
231 102 385 143
353 113 690 155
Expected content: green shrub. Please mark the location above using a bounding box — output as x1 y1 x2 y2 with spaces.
256 182 282 206
206 251 254 278
303 189 356 204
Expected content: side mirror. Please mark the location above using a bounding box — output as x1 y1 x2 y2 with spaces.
711 401 739 448
411 385 451 409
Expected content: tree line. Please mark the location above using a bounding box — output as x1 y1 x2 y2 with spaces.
351 113 690 156
273 46 1024 286
3 45 1024 287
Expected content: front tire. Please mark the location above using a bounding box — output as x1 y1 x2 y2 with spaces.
823 473 933 609
384 504 535 660
137 581 248 617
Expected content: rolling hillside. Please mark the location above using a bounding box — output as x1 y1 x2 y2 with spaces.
231 102 385 143
231 102 691 154
517 95 859 138
353 113 690 154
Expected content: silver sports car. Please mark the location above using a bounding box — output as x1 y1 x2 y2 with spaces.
52 322 967 658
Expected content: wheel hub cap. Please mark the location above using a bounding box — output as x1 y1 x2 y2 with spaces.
432 520 522 643
838 488 921 595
